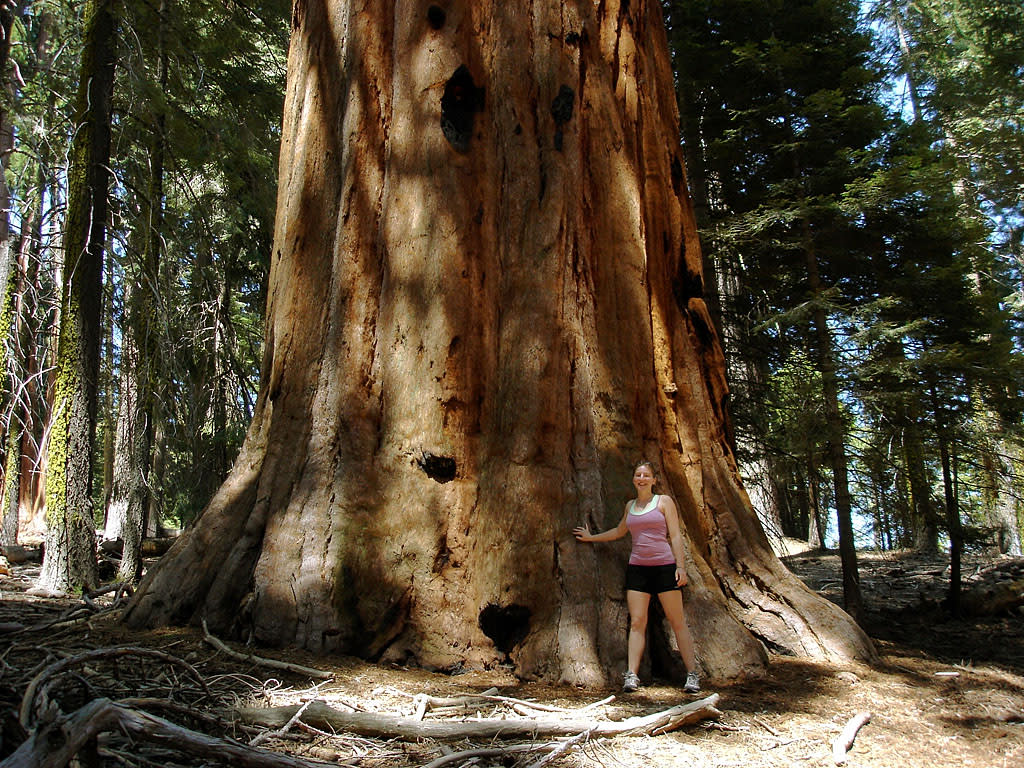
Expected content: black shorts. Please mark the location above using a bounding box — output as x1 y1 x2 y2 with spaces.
625 563 679 594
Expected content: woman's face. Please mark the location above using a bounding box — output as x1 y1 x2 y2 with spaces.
633 464 656 492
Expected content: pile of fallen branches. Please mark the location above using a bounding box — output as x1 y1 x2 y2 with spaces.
234 687 721 768
0 585 275 766
5 673 720 768
0 589 721 768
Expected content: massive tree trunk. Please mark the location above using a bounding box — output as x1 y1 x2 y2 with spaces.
37 0 117 594
126 0 874 684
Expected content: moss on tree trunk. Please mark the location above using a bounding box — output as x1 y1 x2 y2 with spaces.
37 0 117 595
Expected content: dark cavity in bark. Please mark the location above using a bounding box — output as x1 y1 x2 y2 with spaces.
478 603 531 654
673 267 704 306
417 452 457 483
441 65 485 153
427 5 446 30
550 85 575 152
671 154 684 196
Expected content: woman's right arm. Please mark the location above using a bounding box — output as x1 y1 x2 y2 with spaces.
574 506 630 543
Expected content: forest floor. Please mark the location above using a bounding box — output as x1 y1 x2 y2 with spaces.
1 548 1023 768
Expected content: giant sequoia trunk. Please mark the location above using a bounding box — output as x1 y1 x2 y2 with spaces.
126 0 874 684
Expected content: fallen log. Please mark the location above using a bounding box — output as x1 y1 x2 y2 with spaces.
141 536 179 556
0 698 333 768
97 537 178 557
1 545 40 565
235 693 721 741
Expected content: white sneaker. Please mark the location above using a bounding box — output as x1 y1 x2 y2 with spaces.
684 671 700 693
623 671 640 692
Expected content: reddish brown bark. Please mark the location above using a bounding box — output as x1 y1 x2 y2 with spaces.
125 0 875 684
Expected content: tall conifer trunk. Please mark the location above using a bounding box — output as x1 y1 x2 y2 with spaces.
37 0 117 594
802 227 864 624
126 0 874 683
986 437 1022 556
902 408 939 553
104 281 148 581
105 0 168 582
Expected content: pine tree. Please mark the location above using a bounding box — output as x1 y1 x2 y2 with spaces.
666 0 890 619
37 0 118 594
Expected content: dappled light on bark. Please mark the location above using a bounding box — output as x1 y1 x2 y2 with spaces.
125 0 874 684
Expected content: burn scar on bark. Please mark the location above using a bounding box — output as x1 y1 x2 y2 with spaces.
417 451 457 483
550 85 575 152
479 603 531 655
671 154 684 196
441 65 485 153
426 5 446 30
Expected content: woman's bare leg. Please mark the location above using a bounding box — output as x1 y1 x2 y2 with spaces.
657 589 697 672
626 589 651 674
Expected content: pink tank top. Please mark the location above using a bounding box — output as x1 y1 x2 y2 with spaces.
627 495 675 566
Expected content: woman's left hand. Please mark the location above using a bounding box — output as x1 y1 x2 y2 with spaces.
675 566 688 587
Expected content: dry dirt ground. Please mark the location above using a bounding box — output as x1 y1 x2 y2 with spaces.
1 549 1022 768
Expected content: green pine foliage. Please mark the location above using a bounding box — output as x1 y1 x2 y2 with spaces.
0 0 288 536
109 0 289 526
665 0 1024 557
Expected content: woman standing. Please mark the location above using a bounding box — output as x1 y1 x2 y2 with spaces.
574 461 700 693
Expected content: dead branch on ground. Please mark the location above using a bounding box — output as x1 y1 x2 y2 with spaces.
1 698 337 768
235 693 721 741
419 728 595 768
832 711 871 764
203 620 333 680
8 584 130 636
392 686 617 720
